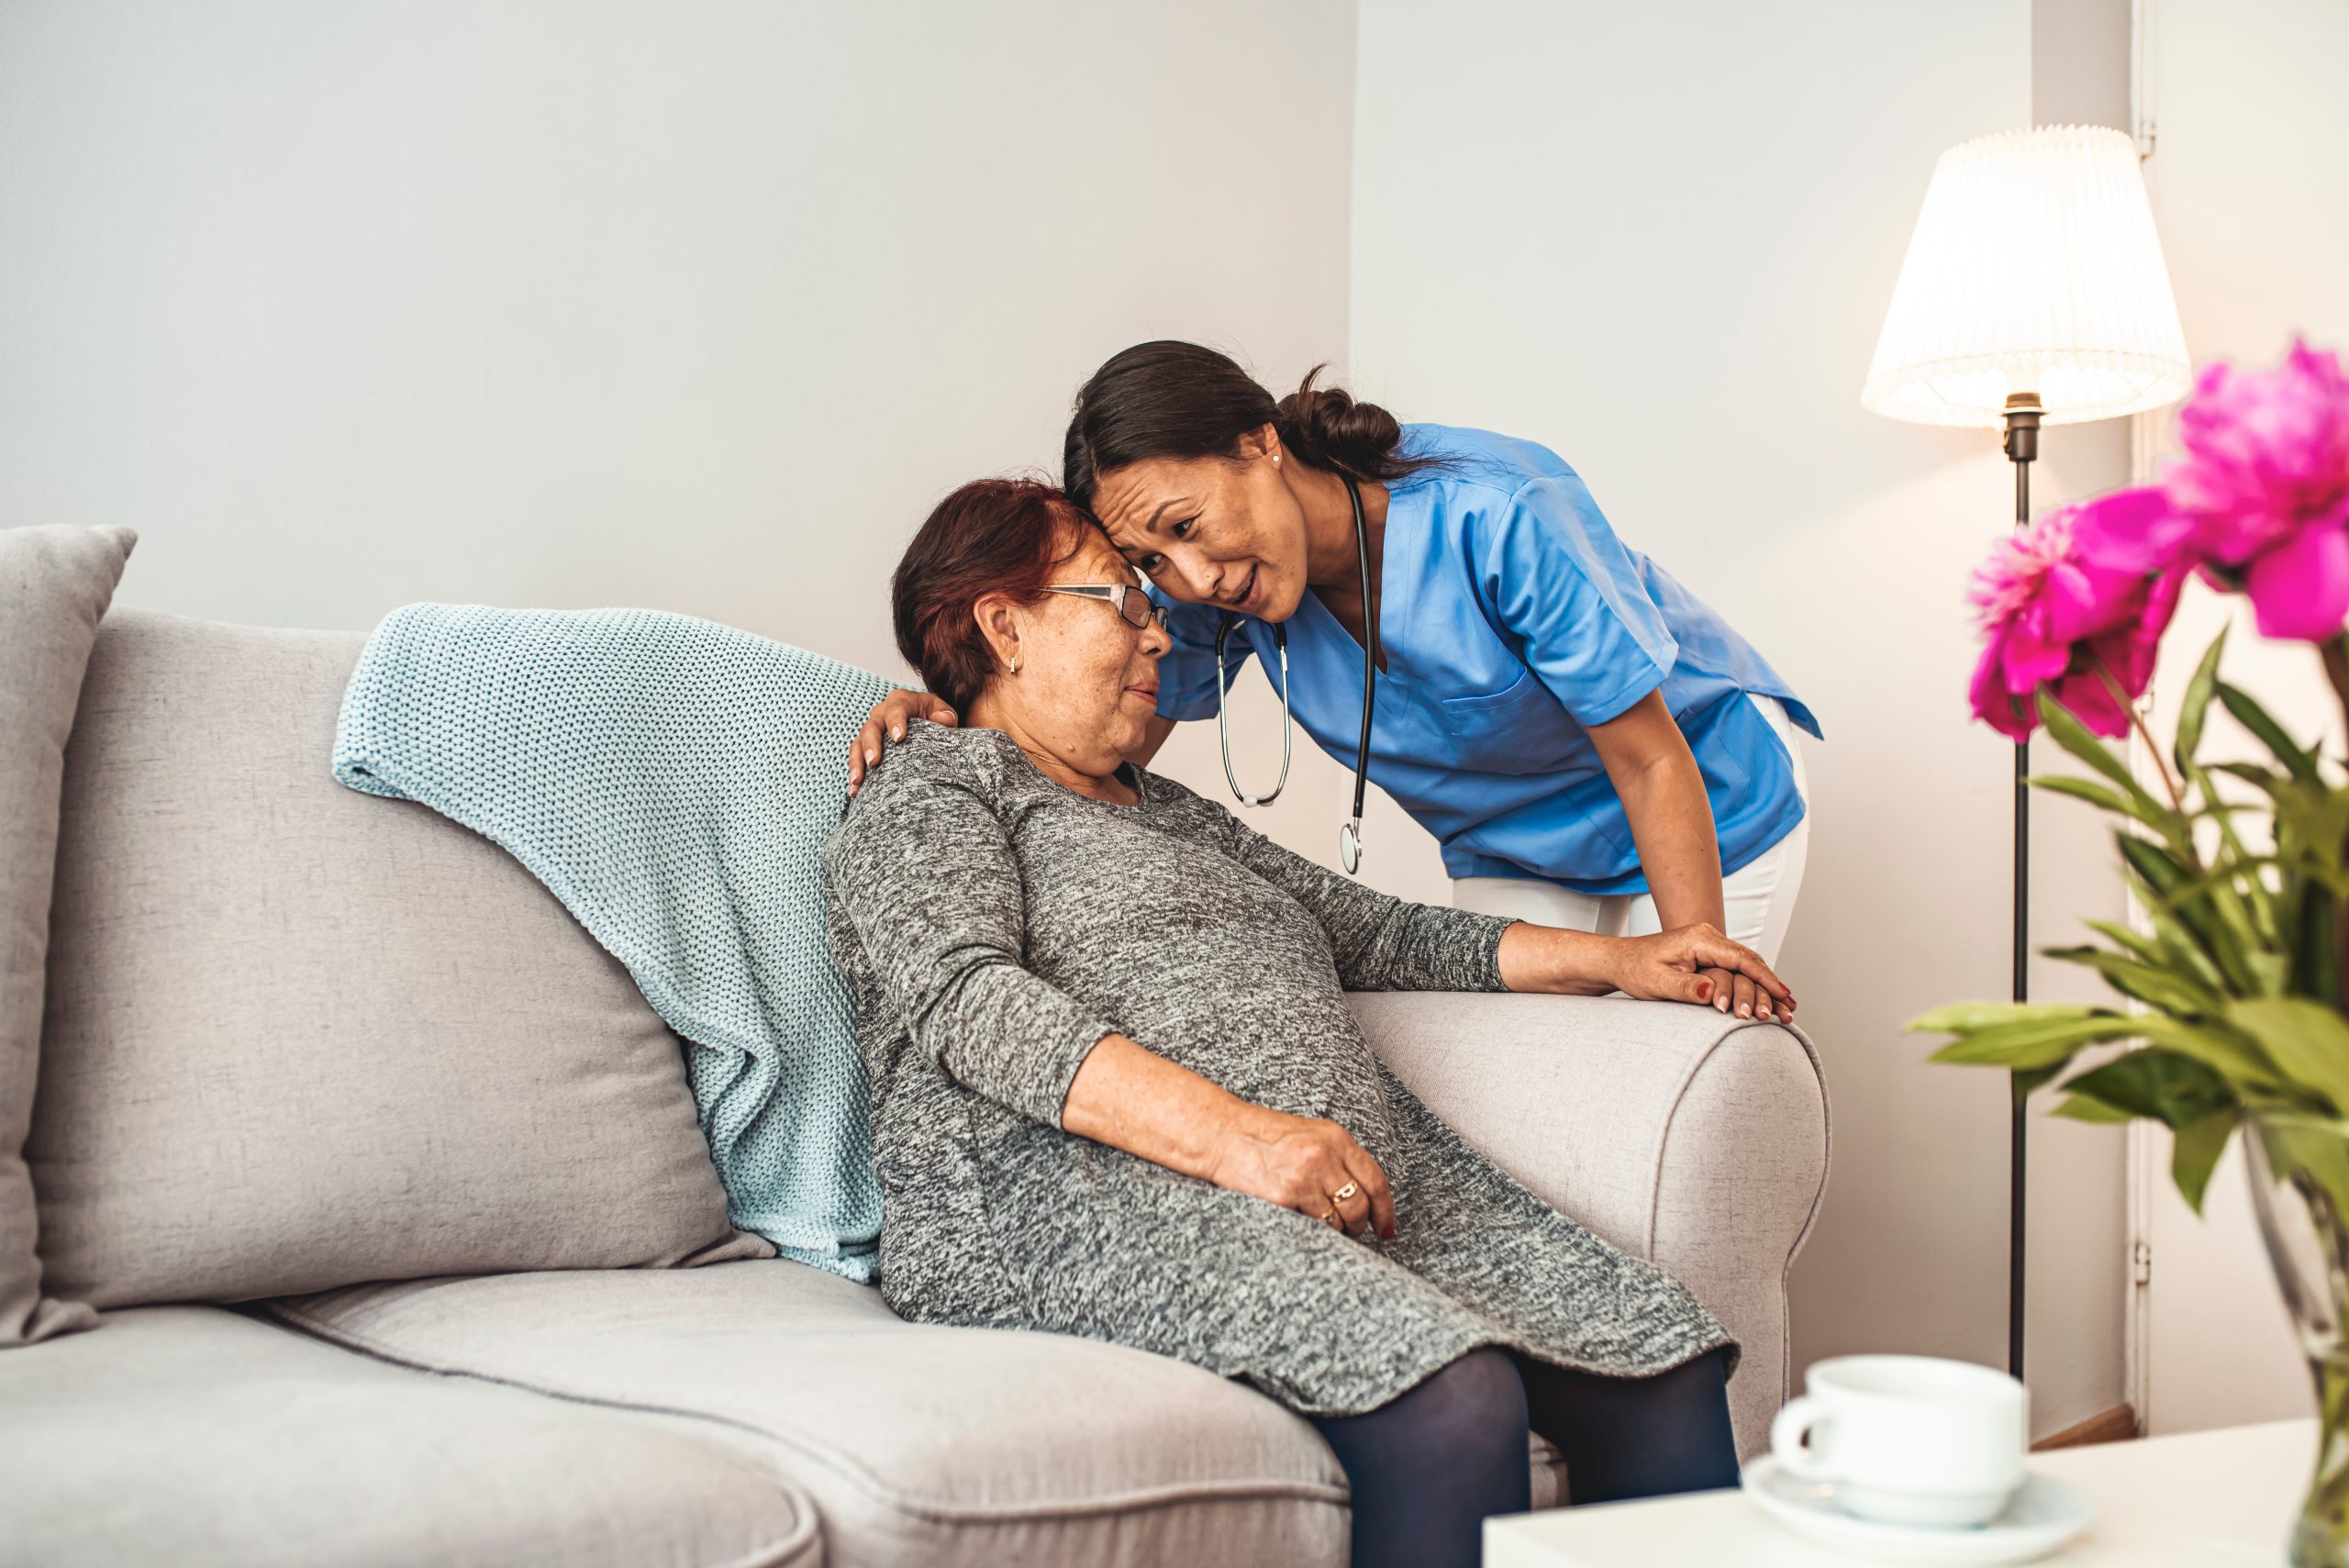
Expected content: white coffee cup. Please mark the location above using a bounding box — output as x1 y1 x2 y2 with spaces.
1769 1354 2028 1528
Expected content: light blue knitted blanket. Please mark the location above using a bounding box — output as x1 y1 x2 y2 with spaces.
332 603 897 1282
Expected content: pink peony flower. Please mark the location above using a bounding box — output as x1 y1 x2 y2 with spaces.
2076 339 2349 641
1967 496 2184 741
2063 484 2188 575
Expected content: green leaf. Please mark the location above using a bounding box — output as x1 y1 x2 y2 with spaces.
2254 1108 2349 1140
2036 687 2141 794
2081 918 2167 967
2035 688 2177 832
2177 735 2284 951
1927 1013 2143 1071
2135 1014 2287 1092
2270 781 2349 886
2041 944 2221 1015
2132 895 2233 995
2028 775 2190 844
2218 683 2321 784
2207 880 2279 991
2292 888 2341 1004
2054 1048 2236 1129
2121 845 2252 995
2124 838 2258 995
1908 1001 2101 1035
2170 1107 2242 1215
2053 1093 2138 1124
2244 947 2292 997
2210 761 2288 800
2118 832 2192 895
2174 628 2228 773
2012 1062 2066 1103
2227 998 2349 1113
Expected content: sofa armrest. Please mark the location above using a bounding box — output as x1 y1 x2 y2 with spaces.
1346 992 1830 1459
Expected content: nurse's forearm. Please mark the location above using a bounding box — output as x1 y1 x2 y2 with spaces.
1124 713 1176 769
1615 753 1726 930
1588 693 1726 931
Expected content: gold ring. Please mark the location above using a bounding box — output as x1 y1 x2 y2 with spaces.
1318 1207 1339 1225
1332 1181 1359 1203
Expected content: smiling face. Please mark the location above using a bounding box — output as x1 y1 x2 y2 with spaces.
968 524 1170 780
1087 426 1312 621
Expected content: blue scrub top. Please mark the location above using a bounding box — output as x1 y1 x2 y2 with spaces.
1153 423 1822 896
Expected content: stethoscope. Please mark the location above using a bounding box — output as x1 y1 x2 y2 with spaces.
1215 474 1379 875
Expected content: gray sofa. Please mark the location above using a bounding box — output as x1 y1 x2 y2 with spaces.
0 531 1830 1567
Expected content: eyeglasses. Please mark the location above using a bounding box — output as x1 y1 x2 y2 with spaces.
1041 583 1169 631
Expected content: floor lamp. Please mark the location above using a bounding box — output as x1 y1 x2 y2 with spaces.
1861 125 2191 1382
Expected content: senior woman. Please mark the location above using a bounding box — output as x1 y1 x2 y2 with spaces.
822 479 1795 1568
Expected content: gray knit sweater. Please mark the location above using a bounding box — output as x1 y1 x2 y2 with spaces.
821 721 1735 1416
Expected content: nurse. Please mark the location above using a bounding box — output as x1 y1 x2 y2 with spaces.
852 341 1820 1021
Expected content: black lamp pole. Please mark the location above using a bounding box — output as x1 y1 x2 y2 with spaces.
2001 389 2041 1385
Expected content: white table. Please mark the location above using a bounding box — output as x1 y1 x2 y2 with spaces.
1484 1419 2312 1566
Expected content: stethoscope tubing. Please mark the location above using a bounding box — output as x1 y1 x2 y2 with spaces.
1216 619 1290 807
1215 475 1378 874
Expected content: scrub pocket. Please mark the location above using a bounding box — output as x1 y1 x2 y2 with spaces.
1435 666 1572 773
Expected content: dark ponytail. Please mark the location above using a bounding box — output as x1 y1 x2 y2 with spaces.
1062 340 1444 511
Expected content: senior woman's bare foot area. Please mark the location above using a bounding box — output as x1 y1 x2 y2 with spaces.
821 479 1789 1568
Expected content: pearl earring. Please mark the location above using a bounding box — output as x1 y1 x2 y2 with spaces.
1008 659 1019 674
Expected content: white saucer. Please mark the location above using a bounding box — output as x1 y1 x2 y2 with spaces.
1741 1456 2096 1564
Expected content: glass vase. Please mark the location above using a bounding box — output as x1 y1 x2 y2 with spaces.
2247 1116 2349 1568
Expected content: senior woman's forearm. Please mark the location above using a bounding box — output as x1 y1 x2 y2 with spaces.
1060 1031 1258 1179
1495 921 1626 996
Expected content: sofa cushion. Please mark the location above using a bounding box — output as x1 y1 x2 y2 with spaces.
29 609 770 1308
276 1260 1340 1567
0 525 132 1348
272 1259 1571 1567
0 1304 820 1568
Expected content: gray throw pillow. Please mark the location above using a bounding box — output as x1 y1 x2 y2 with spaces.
1 525 133 1346
30 610 771 1308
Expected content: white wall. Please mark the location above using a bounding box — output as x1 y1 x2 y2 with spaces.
2134 0 2349 1434
0 0 1363 862
1350 0 2132 1438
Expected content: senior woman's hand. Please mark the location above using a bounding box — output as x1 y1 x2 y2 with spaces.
847 689 959 796
1206 1103 1397 1242
1061 1032 1397 1242
1496 920 1796 1022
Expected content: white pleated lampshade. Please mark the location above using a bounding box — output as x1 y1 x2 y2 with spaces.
1863 124 2191 428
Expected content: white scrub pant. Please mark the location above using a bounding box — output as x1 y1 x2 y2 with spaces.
1449 696 1811 966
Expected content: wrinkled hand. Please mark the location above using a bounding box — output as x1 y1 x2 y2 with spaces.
846 689 959 795
1614 924 1796 1022
1205 1104 1396 1243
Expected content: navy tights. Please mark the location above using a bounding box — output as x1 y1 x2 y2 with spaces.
1303 1345 1740 1568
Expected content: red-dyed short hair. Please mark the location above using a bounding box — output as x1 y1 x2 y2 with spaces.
893 478 1089 715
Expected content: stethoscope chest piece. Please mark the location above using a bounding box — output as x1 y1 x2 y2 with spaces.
1339 817 1364 875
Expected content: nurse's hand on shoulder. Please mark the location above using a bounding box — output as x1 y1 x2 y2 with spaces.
1615 925 1796 1023
848 689 960 795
